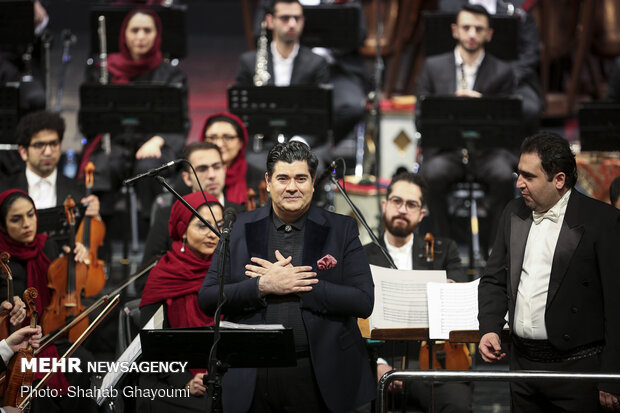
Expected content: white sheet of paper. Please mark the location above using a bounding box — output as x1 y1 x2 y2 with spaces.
96 305 164 405
427 279 480 340
369 264 447 329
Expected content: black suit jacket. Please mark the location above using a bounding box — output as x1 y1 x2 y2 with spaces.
416 51 516 97
235 45 330 86
478 190 620 393
364 233 466 282
0 169 85 205
198 205 375 413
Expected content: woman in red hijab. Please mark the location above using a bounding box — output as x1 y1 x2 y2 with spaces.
139 191 223 412
0 189 97 412
200 113 254 205
86 7 188 221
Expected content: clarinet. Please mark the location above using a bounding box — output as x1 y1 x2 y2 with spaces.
97 15 111 154
251 20 271 152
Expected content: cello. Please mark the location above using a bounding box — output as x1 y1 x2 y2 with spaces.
41 196 89 342
76 161 106 297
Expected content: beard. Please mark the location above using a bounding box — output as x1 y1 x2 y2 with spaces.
384 215 416 238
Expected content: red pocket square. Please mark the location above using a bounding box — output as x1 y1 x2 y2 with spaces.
317 254 337 270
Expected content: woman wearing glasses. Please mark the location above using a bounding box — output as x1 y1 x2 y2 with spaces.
139 191 222 412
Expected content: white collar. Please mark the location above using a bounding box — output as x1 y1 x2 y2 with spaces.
384 232 414 254
532 189 572 225
25 166 57 186
271 41 300 63
454 47 485 69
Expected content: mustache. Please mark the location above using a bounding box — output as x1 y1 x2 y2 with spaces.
390 215 410 224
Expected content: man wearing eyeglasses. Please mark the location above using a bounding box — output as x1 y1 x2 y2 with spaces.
140 142 246 270
0 110 100 218
235 0 329 87
364 172 471 413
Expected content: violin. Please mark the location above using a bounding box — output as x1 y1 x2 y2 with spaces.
41 196 89 342
245 181 269 211
3 287 38 409
0 252 15 340
76 161 106 297
418 232 472 370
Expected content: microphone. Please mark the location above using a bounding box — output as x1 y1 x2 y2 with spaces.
221 208 237 235
123 159 185 185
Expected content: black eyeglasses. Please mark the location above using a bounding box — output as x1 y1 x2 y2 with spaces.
30 140 60 151
387 196 422 211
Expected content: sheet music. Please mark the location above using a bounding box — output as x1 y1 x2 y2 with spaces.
369 265 447 329
427 279 480 340
220 321 285 330
96 305 164 405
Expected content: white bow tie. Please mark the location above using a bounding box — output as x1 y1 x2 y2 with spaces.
532 209 559 225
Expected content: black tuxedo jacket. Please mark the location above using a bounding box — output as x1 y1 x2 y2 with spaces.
198 205 375 413
0 169 85 205
416 51 515 97
235 45 330 86
478 190 620 393
364 233 466 282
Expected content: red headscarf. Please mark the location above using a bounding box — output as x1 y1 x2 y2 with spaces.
200 113 249 205
0 190 70 393
140 192 221 330
107 7 163 84
0 190 52 315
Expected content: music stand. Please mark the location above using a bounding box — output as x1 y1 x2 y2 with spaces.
36 203 86 247
0 0 34 47
228 85 332 139
140 327 296 369
417 95 523 273
0 84 20 146
422 12 519 61
78 84 186 136
578 102 620 151
301 4 361 50
89 5 187 60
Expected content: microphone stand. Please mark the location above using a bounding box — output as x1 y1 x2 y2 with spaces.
152 173 227 412
329 172 396 270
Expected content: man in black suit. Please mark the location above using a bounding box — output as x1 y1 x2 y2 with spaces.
0 111 99 218
364 172 470 413
478 132 620 412
416 3 517 251
236 0 329 87
199 141 375 413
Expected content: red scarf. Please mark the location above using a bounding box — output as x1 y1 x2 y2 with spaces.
0 190 70 393
107 7 163 84
140 192 220 329
0 190 51 314
200 113 249 205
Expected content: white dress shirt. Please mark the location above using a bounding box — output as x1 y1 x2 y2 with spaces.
454 47 485 91
271 42 300 86
26 167 57 209
384 233 414 271
468 0 497 14
514 189 572 339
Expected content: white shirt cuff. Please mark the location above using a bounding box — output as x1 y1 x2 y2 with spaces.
0 339 14 365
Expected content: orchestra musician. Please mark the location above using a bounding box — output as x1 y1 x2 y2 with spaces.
84 6 188 221
363 172 471 413
0 189 97 413
138 191 222 412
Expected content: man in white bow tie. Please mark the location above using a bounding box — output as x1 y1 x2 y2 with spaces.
478 132 620 412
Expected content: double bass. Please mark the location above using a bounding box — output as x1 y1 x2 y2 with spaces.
76 161 106 297
41 196 89 342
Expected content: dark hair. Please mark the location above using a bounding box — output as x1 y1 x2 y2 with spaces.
387 172 428 206
182 142 222 172
16 111 65 147
0 192 34 231
520 132 578 189
610 176 620 205
268 0 302 14
457 4 491 27
203 115 244 142
266 141 318 179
